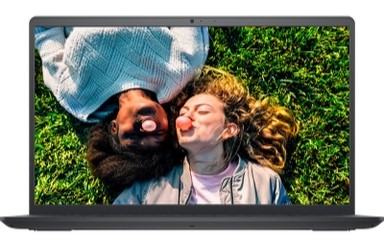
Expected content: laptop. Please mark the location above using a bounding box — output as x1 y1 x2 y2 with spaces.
1 16 383 230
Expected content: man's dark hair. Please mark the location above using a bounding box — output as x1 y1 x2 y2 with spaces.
86 112 184 195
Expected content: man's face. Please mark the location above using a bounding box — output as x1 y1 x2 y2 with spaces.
111 90 169 150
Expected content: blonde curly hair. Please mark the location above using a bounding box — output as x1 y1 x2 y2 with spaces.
171 66 299 173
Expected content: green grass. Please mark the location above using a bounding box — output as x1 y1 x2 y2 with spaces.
34 50 112 204
207 26 350 205
35 26 350 205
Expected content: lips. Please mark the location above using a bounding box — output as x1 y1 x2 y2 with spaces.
137 116 167 138
178 126 195 136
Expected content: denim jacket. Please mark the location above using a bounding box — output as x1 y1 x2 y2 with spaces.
113 156 291 205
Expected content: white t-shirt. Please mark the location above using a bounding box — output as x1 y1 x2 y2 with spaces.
189 161 238 204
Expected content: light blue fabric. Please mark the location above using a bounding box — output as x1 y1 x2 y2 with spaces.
35 27 209 122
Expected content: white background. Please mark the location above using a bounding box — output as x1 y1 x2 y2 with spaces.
1 0 383 243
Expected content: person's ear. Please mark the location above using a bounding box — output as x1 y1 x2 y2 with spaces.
110 120 118 136
222 123 239 140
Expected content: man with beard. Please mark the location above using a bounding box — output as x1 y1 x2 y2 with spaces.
35 27 209 194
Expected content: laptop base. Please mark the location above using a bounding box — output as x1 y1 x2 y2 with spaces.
2 215 383 230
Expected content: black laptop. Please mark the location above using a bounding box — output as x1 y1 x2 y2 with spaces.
1 16 383 230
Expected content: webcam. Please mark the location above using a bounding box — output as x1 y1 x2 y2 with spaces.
190 19 194 24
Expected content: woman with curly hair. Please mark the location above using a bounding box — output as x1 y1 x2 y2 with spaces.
114 66 299 204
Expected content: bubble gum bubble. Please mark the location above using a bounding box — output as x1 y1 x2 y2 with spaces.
142 119 157 132
176 116 192 130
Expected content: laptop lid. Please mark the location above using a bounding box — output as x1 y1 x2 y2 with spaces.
30 16 354 216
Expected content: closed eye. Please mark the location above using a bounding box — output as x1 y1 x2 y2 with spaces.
197 110 210 115
179 111 187 117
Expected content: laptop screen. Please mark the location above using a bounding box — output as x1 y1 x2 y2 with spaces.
31 17 353 214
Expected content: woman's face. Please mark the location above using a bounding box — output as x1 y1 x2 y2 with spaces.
176 93 227 152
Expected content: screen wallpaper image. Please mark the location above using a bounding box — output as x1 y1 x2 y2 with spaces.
34 26 350 205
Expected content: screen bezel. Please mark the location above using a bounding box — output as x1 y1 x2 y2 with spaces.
29 16 355 216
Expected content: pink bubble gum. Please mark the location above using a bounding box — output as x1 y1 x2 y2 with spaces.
142 119 157 132
176 116 192 130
